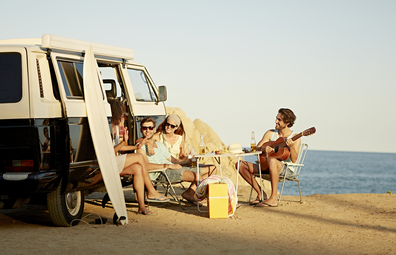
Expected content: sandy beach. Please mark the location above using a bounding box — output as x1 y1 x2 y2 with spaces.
0 185 395 255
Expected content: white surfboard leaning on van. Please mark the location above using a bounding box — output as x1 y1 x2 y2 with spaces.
83 45 127 225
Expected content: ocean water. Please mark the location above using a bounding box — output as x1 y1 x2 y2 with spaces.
244 150 396 196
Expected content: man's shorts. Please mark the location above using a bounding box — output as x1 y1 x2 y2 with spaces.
256 163 294 177
157 166 198 182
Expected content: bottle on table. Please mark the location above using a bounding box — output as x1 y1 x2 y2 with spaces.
251 131 256 152
199 134 205 155
191 147 197 167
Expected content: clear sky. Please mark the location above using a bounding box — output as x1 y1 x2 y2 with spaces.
2 0 395 153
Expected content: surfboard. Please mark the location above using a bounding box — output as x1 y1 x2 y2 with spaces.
83 45 128 225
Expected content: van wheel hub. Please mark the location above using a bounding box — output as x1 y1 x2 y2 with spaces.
66 192 81 216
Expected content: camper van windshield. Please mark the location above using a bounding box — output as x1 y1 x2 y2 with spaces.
127 69 157 102
0 53 22 103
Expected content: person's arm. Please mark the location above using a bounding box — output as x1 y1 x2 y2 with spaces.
114 140 126 154
257 130 274 147
114 127 141 153
178 136 187 159
118 144 141 152
152 132 160 141
257 130 274 155
136 136 155 155
257 130 273 147
169 155 191 166
143 132 160 156
136 148 182 170
145 139 155 156
286 135 301 163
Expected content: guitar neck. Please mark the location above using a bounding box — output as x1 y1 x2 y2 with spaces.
291 132 303 142
257 131 303 150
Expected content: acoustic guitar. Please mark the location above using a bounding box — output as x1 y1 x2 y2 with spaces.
256 127 316 170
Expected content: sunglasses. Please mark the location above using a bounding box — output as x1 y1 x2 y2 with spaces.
165 122 178 129
142 126 154 131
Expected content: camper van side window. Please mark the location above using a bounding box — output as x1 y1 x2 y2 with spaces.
127 69 157 102
57 60 84 98
0 53 22 103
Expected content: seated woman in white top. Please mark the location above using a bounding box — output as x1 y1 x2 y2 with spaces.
147 114 217 180
153 114 187 160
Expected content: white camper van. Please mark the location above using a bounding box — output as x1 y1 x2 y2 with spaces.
0 34 167 226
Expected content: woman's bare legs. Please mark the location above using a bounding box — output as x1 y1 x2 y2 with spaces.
120 164 151 214
124 153 168 201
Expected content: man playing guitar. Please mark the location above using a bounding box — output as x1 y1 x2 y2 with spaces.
238 108 301 207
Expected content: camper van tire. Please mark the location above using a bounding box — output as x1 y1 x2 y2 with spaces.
47 180 85 227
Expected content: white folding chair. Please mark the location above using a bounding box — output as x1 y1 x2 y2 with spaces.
250 143 309 203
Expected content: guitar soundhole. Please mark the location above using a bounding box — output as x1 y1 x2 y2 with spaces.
274 146 279 153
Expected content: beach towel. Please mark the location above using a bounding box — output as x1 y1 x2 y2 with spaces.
195 175 238 217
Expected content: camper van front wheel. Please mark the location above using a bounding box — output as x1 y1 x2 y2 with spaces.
47 180 85 227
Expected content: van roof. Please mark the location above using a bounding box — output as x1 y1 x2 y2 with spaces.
0 34 134 60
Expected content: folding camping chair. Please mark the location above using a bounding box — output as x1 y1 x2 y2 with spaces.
249 143 309 203
149 168 190 210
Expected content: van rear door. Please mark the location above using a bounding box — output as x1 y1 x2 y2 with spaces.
0 47 37 175
0 47 30 119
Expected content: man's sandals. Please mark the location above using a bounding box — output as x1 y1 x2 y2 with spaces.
250 194 269 206
249 198 262 206
255 201 278 207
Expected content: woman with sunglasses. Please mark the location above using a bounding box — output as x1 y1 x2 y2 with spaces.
156 114 216 170
150 114 187 160
86 100 169 215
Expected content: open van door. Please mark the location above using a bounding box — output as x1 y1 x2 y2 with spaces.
121 63 167 138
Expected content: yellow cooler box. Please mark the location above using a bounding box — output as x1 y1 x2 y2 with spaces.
208 183 229 219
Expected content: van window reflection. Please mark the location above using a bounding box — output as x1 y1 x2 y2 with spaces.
40 127 51 169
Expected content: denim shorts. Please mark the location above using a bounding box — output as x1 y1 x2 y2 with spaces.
157 166 197 182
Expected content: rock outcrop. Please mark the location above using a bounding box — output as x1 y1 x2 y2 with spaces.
166 107 272 195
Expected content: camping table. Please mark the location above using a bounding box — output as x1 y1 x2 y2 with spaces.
195 151 263 212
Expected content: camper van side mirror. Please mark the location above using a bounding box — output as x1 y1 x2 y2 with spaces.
158 85 167 102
